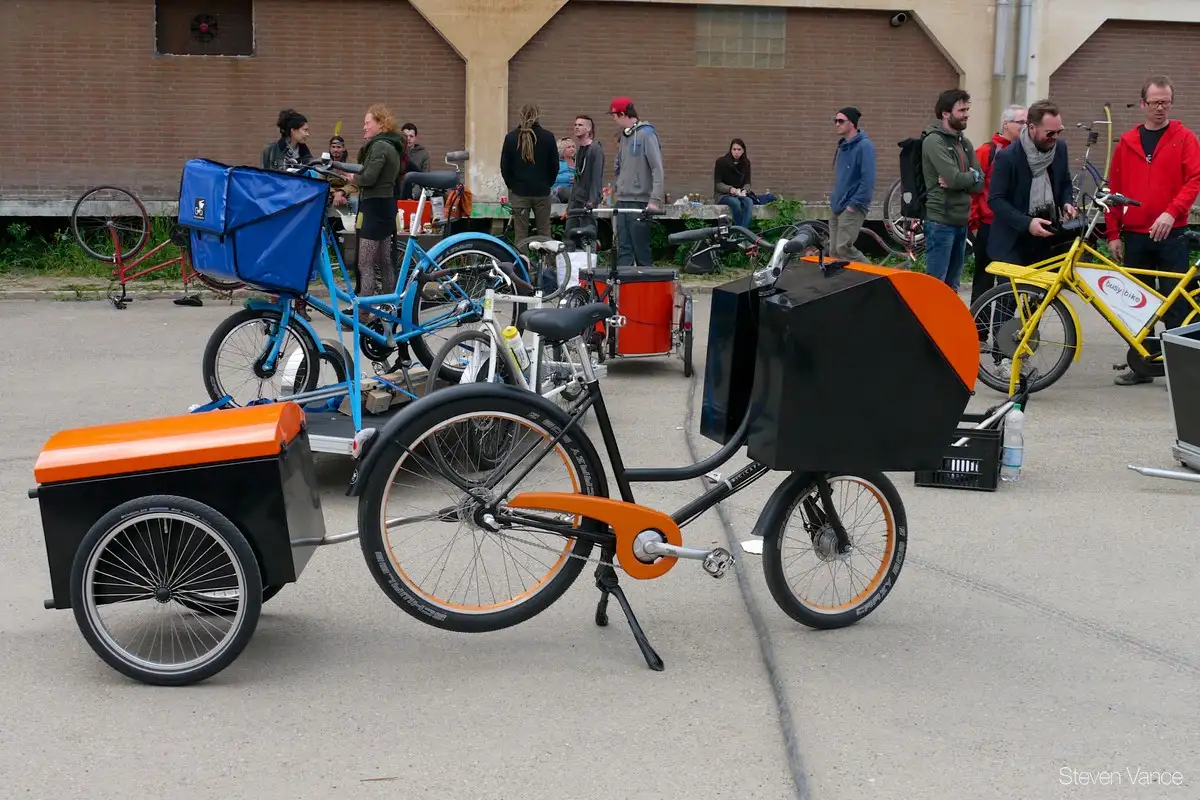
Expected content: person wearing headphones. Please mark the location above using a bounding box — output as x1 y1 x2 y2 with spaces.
609 97 664 267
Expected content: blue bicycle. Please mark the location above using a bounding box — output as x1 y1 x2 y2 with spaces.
180 152 531 435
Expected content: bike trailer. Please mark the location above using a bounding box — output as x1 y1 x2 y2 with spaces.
177 158 330 294
30 402 326 611
702 258 979 473
581 266 679 356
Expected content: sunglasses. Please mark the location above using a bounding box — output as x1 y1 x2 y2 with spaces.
833 117 849 125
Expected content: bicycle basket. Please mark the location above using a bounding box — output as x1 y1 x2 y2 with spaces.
178 159 330 294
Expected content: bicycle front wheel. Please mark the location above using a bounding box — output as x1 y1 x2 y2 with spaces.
761 471 907 630
202 307 322 406
357 385 608 633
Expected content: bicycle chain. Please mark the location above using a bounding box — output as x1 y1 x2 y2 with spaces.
491 527 622 571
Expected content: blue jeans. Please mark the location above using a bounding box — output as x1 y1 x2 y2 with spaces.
717 194 754 228
923 219 968 292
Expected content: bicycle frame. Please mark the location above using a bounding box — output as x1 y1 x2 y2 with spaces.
232 175 527 434
987 203 1200 394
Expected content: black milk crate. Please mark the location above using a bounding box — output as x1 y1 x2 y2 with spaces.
913 411 1004 492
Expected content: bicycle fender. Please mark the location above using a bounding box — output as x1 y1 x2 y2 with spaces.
746 471 820 540
425 233 528 281
242 298 326 354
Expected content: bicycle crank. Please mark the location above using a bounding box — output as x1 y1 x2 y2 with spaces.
633 531 734 579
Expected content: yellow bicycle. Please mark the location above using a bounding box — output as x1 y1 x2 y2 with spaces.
969 189 1200 395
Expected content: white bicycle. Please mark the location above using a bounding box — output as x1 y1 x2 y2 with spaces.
424 238 605 409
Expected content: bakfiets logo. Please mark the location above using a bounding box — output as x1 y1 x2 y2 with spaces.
1097 275 1147 309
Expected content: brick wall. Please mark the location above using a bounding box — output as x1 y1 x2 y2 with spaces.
2 0 465 202
1050 20 1200 156
508 1 958 209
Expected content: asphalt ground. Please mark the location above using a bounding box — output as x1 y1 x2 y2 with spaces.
0 289 1195 799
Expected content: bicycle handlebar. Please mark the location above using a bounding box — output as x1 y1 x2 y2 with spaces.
666 222 770 250
667 226 720 244
781 227 818 254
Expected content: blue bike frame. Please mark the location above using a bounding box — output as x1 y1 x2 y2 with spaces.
201 172 529 435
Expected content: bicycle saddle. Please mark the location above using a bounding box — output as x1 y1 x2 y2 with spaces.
399 171 460 195
519 302 611 342
569 224 598 245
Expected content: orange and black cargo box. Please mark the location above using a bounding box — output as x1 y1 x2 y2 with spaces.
29 403 326 610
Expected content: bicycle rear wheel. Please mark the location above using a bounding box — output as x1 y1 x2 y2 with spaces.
408 239 516 377
357 385 608 633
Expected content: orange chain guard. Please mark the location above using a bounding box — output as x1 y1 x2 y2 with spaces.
506 492 683 580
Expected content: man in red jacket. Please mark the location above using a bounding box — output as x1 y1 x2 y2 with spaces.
968 104 1027 307
1107 76 1200 385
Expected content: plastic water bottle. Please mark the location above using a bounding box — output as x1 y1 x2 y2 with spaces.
1000 403 1025 482
501 325 530 373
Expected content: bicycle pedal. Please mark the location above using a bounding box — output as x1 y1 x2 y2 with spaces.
702 548 733 578
608 315 627 328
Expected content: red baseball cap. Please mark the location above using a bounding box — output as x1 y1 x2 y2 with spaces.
609 97 633 115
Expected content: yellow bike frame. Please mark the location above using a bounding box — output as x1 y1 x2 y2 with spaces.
986 233 1200 395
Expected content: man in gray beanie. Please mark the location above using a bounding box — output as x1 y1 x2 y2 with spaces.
829 106 876 262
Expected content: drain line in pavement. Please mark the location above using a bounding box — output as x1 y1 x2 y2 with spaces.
681 371 810 800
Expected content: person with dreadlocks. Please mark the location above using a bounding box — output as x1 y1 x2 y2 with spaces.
500 103 559 244
261 109 313 171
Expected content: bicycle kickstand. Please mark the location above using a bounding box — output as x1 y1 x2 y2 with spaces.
109 282 130 311
594 550 664 672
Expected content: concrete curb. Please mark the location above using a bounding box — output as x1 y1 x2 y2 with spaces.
0 281 721 302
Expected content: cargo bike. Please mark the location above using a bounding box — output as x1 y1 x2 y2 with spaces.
187 152 533 456
28 220 981 686
556 206 695 376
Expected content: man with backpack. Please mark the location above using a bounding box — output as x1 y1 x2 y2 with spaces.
900 89 985 292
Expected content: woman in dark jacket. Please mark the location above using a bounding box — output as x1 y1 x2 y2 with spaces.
261 109 313 170
339 104 405 322
714 139 754 228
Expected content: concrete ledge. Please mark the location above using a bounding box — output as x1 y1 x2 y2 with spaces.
0 197 849 221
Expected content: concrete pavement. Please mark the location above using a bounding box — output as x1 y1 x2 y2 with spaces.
0 290 1196 799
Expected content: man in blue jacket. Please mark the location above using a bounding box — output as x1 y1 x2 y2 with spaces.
829 107 876 262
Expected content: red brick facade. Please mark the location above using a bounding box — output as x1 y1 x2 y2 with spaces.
1050 20 1200 159
508 2 958 207
5 2 1200 212
3 0 465 202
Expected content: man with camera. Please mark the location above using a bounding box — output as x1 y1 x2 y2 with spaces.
986 99 1077 267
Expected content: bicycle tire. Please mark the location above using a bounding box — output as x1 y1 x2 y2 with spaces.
970 283 1076 394
424 327 517 392
191 270 246 294
357 385 608 633
881 178 925 252
201 307 322 406
69 494 263 686
70 186 150 263
408 238 517 378
761 471 906 630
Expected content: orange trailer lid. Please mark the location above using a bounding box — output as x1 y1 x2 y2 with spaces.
33 402 305 484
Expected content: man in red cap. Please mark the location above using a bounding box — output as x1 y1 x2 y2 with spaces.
1107 75 1200 385
609 97 664 266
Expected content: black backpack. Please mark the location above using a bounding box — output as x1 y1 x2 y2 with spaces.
896 132 933 219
